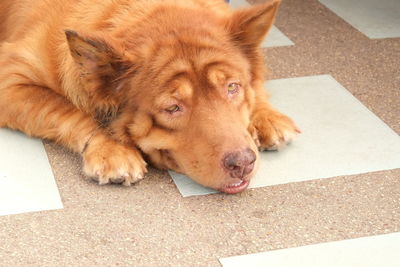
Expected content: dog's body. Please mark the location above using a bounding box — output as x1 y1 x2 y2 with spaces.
0 0 298 193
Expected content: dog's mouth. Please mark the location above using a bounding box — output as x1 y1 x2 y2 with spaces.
218 179 250 194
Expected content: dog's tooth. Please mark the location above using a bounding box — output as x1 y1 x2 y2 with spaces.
229 182 241 187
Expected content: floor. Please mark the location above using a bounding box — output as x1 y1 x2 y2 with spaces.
1 0 399 266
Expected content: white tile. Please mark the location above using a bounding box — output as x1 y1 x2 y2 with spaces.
229 0 294 47
0 129 63 216
169 171 218 196
229 0 249 9
220 232 400 267
320 0 400 39
263 26 294 48
170 75 400 197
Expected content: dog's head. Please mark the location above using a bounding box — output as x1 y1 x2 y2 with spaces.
66 0 280 193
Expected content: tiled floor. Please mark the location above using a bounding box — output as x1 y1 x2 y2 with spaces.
1 0 399 266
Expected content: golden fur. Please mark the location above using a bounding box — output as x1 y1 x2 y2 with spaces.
0 0 299 193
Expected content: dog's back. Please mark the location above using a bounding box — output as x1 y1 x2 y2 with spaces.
2 0 88 43
0 0 228 40
0 0 14 41
0 0 231 99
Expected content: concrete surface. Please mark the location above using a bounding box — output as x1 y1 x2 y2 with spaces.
0 0 399 266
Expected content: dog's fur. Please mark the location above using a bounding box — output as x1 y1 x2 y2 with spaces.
0 0 299 193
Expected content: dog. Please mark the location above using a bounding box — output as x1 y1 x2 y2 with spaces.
0 0 299 194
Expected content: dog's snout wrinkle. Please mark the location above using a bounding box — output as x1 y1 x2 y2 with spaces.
223 148 256 179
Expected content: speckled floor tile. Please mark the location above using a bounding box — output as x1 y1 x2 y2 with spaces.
0 0 399 266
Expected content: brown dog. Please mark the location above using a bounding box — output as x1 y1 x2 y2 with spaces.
0 0 299 194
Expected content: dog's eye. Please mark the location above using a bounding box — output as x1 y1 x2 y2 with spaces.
165 104 180 113
227 82 240 94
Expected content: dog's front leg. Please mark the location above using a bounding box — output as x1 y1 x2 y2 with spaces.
249 84 300 151
0 83 147 185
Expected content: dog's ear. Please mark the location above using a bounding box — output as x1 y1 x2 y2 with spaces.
227 0 280 49
65 30 127 78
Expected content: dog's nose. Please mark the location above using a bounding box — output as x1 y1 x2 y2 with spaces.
223 148 256 179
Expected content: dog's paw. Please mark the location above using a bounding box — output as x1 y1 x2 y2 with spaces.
249 109 300 151
82 137 147 186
